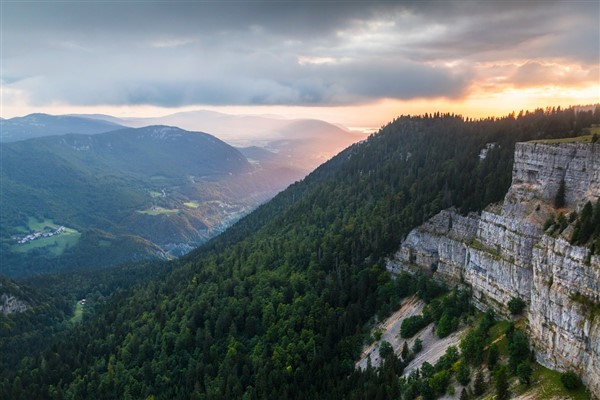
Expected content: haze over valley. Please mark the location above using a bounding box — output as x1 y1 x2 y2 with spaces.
1 113 361 276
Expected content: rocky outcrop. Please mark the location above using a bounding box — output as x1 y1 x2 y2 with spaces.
530 236 600 396
387 141 600 397
387 209 478 283
0 279 32 315
0 293 29 314
504 142 600 215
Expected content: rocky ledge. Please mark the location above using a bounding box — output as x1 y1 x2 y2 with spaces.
0 293 30 314
387 141 600 397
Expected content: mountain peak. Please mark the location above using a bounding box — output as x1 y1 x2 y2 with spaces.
1 113 124 142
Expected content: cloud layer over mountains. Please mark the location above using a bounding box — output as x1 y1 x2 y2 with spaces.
3 1 598 109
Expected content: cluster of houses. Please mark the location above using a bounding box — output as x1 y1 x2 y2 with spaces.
16 226 65 244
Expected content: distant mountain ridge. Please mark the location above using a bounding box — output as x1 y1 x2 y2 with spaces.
52 125 251 178
0 113 124 142
5 111 366 175
0 125 290 277
77 110 366 172
0 111 365 276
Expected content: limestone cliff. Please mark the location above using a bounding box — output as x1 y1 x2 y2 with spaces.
387 141 600 397
0 293 29 314
0 278 32 315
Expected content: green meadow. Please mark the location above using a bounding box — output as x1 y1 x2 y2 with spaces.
184 201 200 208
137 207 179 216
11 217 81 256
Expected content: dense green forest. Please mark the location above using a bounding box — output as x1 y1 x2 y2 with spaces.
0 261 171 381
0 125 292 277
1 107 598 399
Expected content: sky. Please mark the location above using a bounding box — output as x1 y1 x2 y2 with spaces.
1 0 599 131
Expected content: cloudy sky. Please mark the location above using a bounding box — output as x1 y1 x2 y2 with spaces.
2 1 599 130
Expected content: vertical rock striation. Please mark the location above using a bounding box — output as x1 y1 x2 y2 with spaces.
0 293 29 314
387 141 600 397
530 236 600 395
505 142 600 215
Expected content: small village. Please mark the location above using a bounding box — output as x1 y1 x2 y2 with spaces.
16 226 65 244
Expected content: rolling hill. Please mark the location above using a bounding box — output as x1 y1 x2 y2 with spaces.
80 110 366 173
0 125 293 277
0 113 124 142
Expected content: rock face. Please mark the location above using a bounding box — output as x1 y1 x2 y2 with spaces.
0 293 29 314
387 141 600 397
505 142 600 215
0 279 32 315
530 236 600 395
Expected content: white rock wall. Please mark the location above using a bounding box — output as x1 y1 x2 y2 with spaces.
0 293 29 314
505 142 600 215
530 236 600 396
386 141 600 397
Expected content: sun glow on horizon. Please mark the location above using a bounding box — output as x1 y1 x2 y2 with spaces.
2 87 598 135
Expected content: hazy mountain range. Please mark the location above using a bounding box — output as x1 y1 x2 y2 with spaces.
0 113 364 276
73 110 366 172
0 113 124 142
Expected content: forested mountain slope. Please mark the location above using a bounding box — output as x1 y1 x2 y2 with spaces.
2 107 598 399
87 110 365 172
0 125 288 277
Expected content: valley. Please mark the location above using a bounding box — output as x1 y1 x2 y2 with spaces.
2 3 598 399
0 112 362 278
2 108 598 399
0 120 331 277
11 217 80 256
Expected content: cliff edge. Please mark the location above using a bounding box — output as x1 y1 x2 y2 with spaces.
387 140 600 397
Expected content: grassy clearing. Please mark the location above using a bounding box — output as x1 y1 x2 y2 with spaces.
488 320 510 339
137 207 179 216
12 217 81 256
149 175 170 183
184 201 200 208
70 301 84 324
530 135 593 144
27 216 57 231
515 364 591 400
12 228 81 255
588 125 600 135
149 191 163 198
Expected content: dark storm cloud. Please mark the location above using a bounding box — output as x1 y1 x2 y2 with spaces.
402 1 599 64
2 1 598 107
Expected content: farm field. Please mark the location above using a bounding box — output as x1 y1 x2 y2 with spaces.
69 301 84 324
136 206 180 216
11 217 81 256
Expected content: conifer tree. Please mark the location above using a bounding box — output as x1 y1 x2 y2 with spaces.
457 362 471 386
494 365 510 400
517 362 533 385
473 370 485 396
